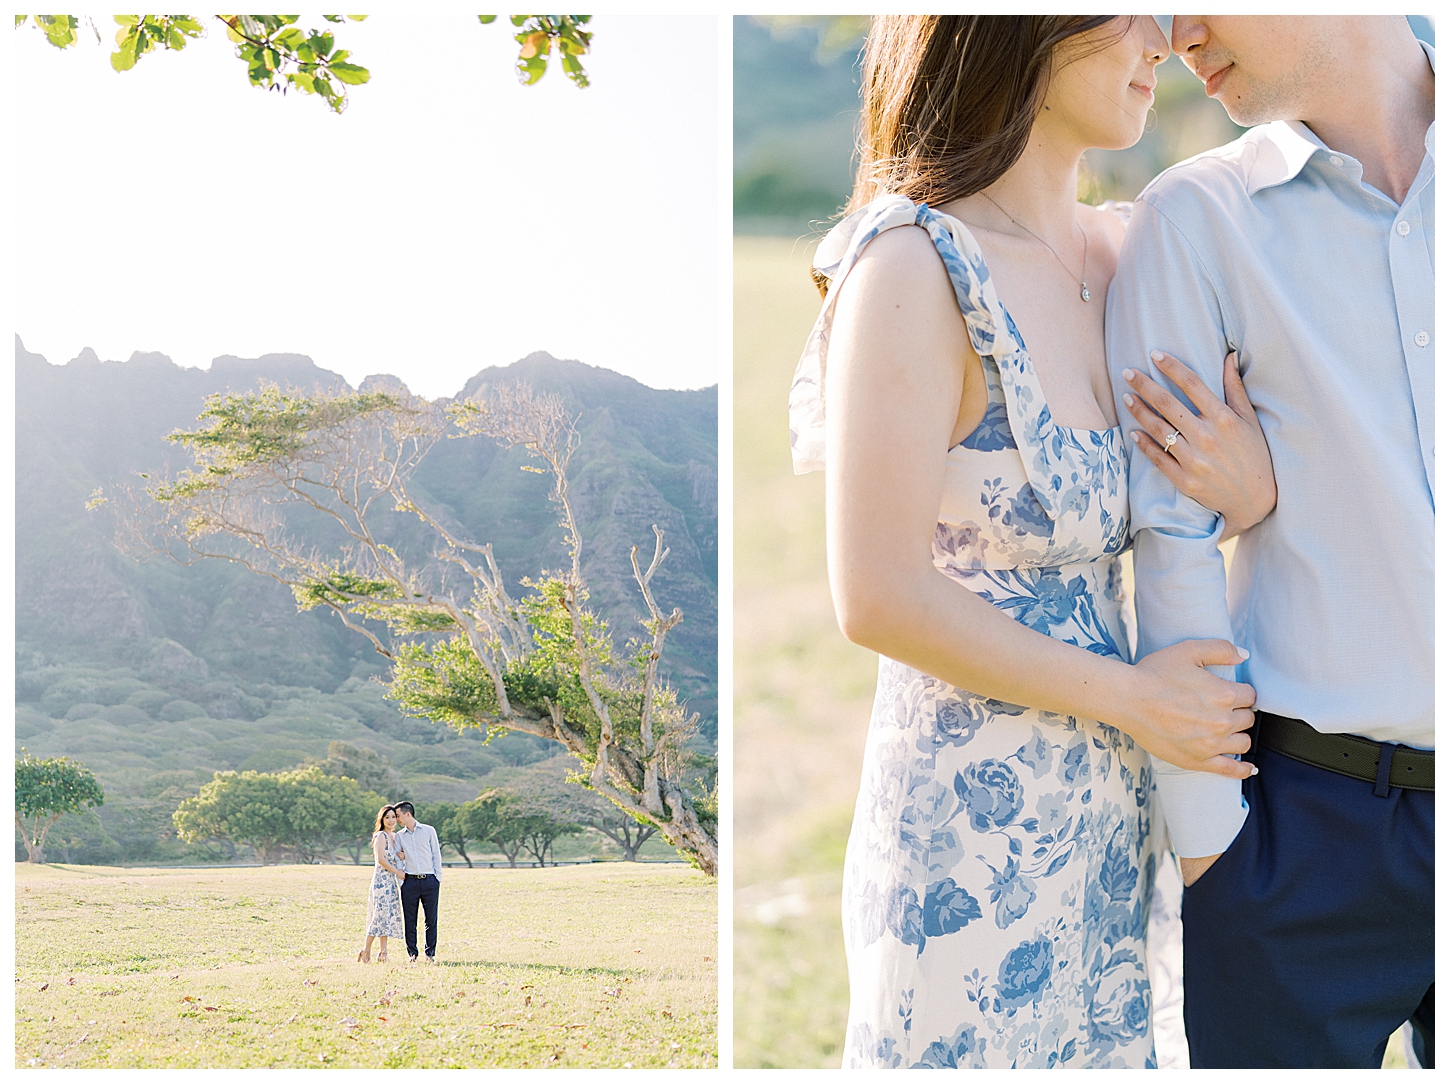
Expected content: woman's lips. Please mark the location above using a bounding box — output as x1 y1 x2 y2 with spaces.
1130 81 1156 102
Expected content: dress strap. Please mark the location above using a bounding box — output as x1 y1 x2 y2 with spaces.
788 194 1078 520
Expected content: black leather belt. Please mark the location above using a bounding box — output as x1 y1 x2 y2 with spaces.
1256 711 1433 793
406 873 433 879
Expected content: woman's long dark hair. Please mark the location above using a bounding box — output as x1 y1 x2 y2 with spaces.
374 805 396 834
814 15 1122 295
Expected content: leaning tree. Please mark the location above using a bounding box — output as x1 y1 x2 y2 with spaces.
15 752 106 863
106 382 717 875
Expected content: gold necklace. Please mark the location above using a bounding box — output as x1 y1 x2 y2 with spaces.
981 191 1092 302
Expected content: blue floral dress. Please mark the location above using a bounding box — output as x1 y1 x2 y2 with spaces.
790 196 1157 1069
366 831 405 938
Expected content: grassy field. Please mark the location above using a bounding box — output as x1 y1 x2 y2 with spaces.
16 861 716 1069
733 235 876 1068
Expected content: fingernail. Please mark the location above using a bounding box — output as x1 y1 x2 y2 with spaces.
1249 764 1259 776
1236 647 1250 660
1122 393 1134 407
1131 431 1143 445
1150 350 1165 361
1123 368 1136 381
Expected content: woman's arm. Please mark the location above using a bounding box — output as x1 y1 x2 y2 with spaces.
373 832 405 876
826 225 1255 778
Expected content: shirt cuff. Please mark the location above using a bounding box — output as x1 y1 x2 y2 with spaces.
1151 756 1249 858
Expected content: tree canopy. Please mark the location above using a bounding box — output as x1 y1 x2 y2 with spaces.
16 752 107 863
110 381 717 874
172 765 381 864
15 14 594 113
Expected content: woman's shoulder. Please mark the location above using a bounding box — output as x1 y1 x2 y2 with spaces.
1081 199 1133 250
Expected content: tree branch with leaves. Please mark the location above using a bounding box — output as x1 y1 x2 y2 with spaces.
103 381 716 875
16 14 594 112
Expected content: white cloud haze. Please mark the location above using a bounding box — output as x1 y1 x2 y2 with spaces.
14 14 719 397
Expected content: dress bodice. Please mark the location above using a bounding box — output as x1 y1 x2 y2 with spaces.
789 195 1132 657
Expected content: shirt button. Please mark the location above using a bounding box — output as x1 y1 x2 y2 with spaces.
1330 155 1344 167
1414 331 1430 348
1397 220 1411 236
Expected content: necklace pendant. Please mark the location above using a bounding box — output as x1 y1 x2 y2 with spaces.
1080 283 1091 303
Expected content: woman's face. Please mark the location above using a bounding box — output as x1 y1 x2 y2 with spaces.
383 809 397 831
1041 16 1169 151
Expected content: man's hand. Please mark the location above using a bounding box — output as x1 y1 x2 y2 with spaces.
1180 852 1223 887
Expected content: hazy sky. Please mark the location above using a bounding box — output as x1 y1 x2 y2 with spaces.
13 15 721 397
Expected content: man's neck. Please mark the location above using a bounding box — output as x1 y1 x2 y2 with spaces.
1301 27 1433 204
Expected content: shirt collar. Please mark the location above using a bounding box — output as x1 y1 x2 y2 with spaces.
1245 40 1435 196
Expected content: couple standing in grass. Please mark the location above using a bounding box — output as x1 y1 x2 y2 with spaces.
358 802 444 965
792 15 1432 1069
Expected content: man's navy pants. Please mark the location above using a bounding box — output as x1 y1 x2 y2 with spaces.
1181 732 1433 1068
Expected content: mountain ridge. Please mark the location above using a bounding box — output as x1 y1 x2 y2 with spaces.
15 337 717 785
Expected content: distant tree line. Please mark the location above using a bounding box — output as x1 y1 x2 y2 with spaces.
16 744 661 867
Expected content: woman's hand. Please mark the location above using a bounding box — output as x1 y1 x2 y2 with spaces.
1122 350 1277 538
1116 638 1257 779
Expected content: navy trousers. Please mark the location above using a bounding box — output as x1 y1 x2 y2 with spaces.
401 874 439 960
1181 734 1434 1068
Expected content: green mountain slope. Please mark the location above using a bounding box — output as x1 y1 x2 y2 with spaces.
15 337 716 861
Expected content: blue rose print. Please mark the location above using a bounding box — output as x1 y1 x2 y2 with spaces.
887 884 924 953
959 398 1016 451
1058 739 1091 786
852 879 888 948
929 698 985 748
847 1022 903 1069
1001 482 1054 539
954 759 1024 832
1098 832 1139 903
912 1023 987 1069
994 937 1055 1012
987 857 1038 929
1085 954 1152 1050
1013 726 1054 778
922 878 983 938
1015 570 1086 636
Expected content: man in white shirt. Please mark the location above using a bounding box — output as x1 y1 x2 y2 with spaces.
1107 15 1434 1069
393 802 444 963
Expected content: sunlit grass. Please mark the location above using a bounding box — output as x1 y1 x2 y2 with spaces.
732 235 877 1068
16 862 716 1068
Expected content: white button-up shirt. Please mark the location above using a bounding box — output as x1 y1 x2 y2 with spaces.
1106 45 1435 857
396 821 444 878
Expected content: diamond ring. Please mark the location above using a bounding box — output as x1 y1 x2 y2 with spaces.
1163 430 1181 452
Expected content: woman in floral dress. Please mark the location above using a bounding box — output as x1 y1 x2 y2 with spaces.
360 805 406 963
789 17 1278 1068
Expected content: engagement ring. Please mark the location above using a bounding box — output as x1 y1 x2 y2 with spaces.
1163 430 1181 452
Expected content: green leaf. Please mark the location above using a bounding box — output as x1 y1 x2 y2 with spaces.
111 35 139 72
478 15 497 24
329 61 369 85
41 14 77 48
113 15 139 27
